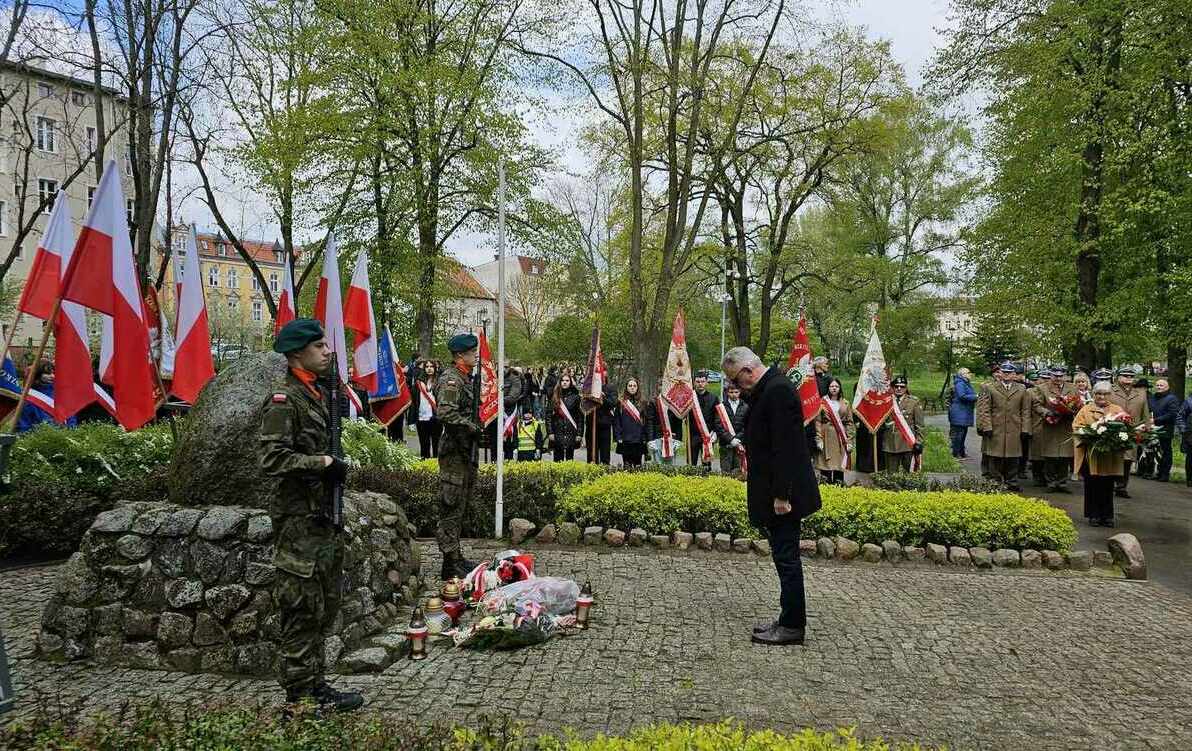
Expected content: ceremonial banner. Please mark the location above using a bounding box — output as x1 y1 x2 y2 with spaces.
344 250 378 392
477 328 499 427
851 320 894 432
660 310 695 418
580 327 608 414
785 313 822 425
313 233 362 413
369 325 412 426
169 224 214 403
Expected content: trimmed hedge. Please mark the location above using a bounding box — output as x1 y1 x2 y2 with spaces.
0 701 939 750
870 471 1004 495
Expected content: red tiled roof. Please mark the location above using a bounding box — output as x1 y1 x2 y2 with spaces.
449 266 494 300
517 256 547 276
195 232 297 265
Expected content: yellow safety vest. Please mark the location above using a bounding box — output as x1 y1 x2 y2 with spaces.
517 420 540 452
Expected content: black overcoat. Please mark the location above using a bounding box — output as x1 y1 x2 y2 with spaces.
742 368 822 528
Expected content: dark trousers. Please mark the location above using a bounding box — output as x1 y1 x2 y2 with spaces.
986 455 1018 486
1155 436 1173 479
1030 459 1046 484
1116 460 1133 490
553 446 575 462
721 446 743 474
948 424 968 457
417 419 441 458
1082 470 1116 521
1018 435 1031 477
687 433 711 469
819 470 844 485
516 450 538 461
882 451 912 473
587 423 612 464
619 442 645 467
1043 457 1070 487
766 518 807 629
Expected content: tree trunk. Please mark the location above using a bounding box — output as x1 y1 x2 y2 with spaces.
1167 345 1187 400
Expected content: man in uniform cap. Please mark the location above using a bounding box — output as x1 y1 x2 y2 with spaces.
1109 364 1151 498
879 375 923 472
259 318 362 713
1023 370 1050 485
976 361 1032 490
435 331 483 578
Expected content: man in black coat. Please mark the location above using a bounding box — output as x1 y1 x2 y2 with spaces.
717 383 749 473
723 346 821 646
1147 378 1180 482
686 370 723 469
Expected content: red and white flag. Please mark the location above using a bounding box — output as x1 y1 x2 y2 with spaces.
660 310 695 418
580 327 608 414
851 318 894 432
477 329 499 427
785 313 822 425
891 398 922 472
274 250 296 335
17 191 97 421
343 250 378 392
313 233 361 412
170 224 214 404
58 162 156 430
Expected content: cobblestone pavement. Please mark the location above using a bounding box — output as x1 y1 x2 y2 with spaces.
4 545 1192 750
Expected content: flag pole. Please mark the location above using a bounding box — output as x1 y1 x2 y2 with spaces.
4 299 62 430
494 161 506 539
0 312 25 366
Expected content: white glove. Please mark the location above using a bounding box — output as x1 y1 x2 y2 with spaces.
730 437 741 448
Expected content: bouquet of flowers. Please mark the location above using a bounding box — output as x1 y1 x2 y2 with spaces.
1045 393 1084 425
1074 414 1137 455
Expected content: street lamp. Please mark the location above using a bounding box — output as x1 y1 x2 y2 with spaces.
719 269 740 369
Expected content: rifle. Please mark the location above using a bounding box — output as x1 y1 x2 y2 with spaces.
325 357 345 530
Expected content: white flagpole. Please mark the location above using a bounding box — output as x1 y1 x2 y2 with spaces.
495 162 507 538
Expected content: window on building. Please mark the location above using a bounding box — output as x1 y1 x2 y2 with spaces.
269 272 279 293
126 199 134 226
217 242 226 257
228 296 239 314
87 185 96 208
35 117 56 152
16 244 23 260
38 179 57 213
36 82 53 98
251 275 259 291
86 126 97 154
177 262 185 280
208 266 219 287
274 250 284 263
252 300 262 322
124 144 133 176
226 268 237 288
72 91 89 107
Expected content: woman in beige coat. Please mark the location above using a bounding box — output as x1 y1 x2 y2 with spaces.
1072 382 1129 527
815 378 853 485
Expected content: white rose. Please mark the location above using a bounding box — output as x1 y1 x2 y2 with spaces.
1096 426 1106 434
1118 432 1128 441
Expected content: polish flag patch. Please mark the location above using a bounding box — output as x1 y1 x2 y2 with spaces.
272 394 287 403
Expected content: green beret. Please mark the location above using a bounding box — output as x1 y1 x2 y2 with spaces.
273 318 325 354
447 332 478 353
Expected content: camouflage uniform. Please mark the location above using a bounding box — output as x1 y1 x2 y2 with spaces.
435 365 482 557
259 369 343 696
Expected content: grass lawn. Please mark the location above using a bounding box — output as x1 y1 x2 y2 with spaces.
921 425 961 473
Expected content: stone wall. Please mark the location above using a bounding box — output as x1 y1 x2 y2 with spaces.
36 491 423 675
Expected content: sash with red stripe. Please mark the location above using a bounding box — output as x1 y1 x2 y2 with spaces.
714 402 747 474
821 397 852 470
655 396 674 459
556 399 578 430
620 398 642 424
690 401 714 463
502 410 518 438
891 399 921 472
418 380 437 411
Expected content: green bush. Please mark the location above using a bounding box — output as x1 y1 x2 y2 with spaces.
919 426 961 473
558 473 1077 551
7 422 174 495
871 471 1004 495
342 420 418 471
0 700 939 750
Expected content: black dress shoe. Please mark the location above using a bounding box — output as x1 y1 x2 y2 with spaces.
1005 482 1021 492
1102 518 1116 528
1087 518 1102 527
752 625 805 646
312 681 364 713
1115 489 1131 499
753 620 778 634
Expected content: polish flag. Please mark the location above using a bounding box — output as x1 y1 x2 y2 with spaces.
170 224 215 403
274 249 296 335
16 191 98 421
313 233 361 412
59 162 156 430
343 250 378 392
785 313 822 425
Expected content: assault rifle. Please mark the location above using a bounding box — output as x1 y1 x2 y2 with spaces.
325 357 345 529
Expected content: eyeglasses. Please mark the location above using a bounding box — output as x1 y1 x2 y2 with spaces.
726 367 749 388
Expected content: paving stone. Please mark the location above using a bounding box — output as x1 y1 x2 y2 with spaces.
731 538 751 554
582 526 604 545
816 537 835 558
672 531 693 550
926 543 948 563
557 522 581 545
1067 550 1092 572
649 535 670 549
949 546 971 566
1107 533 1147 580
861 543 883 563
627 528 649 547
881 540 902 562
713 534 732 553
833 537 859 560
992 549 1020 568
903 546 927 562
1021 549 1042 569
603 529 626 547
969 547 993 568
536 524 557 543
695 532 714 550
509 518 536 545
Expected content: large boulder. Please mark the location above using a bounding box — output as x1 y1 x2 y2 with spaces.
168 353 288 507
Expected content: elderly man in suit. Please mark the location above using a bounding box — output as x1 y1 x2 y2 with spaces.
1109 365 1151 498
976 361 1032 491
722 346 821 647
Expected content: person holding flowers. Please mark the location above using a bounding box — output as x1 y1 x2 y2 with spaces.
1109 365 1151 498
1073 381 1134 527
1031 366 1081 492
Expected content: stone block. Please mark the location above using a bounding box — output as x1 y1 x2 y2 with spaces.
371 632 407 654
799 540 815 558
695 532 714 550
509 518 536 544
926 543 948 564
672 531 693 550
205 584 251 622
649 535 670 548
338 647 391 673
245 562 276 587
537 524 557 543
1066 550 1092 571
969 547 993 568
816 537 835 559
627 528 649 547
1021 549 1042 569
1093 551 1113 568
903 546 927 562
992 549 1020 568
1107 533 1147 580
116 534 153 561
191 540 228 585
122 641 161 670
53 605 89 637
193 612 228 646
57 553 99 606
604 529 626 547
245 515 273 542
881 540 902 562
165 648 200 672
93 507 137 534
558 522 581 545
166 579 204 609
37 630 64 657
131 508 172 535
713 534 732 552
753 539 772 557
157 612 194 648
123 608 158 639
1042 550 1065 570
230 611 258 639
583 526 604 545
91 604 123 635
731 538 751 554
197 508 248 541
159 508 204 537
91 635 122 663
834 538 860 560
199 645 233 673
323 635 345 666
861 543 883 563
154 539 189 578
949 546 971 566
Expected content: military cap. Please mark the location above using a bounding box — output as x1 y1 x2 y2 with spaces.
1012 363 1025 374
273 318 325 354
1116 364 1139 376
1048 366 1068 378
695 369 710 379
891 375 908 386
447 332 479 353
999 361 1016 373
1091 368 1112 382
1026 369 1041 381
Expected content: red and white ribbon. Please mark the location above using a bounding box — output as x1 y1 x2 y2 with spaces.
891 399 921 472
690 401 714 463
556 399 578 430
655 396 674 459
821 397 852 471
620 398 642 424
714 402 747 474
502 411 518 438
418 380 437 411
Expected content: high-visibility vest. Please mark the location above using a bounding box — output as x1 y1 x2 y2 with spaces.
517 420 540 452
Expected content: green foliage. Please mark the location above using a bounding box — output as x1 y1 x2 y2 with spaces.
919 427 961 473
0 701 939 750
342 420 418 471
870 471 1005 495
560 472 755 536
536 315 597 364
7 422 174 496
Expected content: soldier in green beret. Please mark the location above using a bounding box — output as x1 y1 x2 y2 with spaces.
436 331 483 578
259 318 362 713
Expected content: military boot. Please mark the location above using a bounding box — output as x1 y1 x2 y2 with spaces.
456 552 479 578
441 551 460 580
312 680 364 713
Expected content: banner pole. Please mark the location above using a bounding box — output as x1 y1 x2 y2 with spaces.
4 299 61 430
494 161 506 539
0 312 25 367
